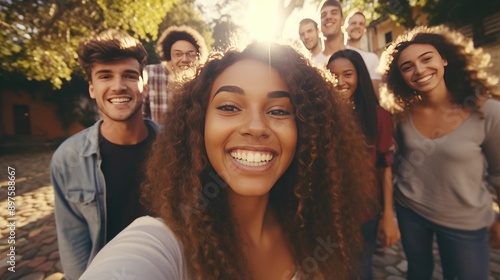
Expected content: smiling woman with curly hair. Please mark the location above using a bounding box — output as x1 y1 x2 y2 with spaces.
80 42 374 280
380 25 500 280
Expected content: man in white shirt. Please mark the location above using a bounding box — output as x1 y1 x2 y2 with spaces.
344 11 382 98
298 18 324 67
316 0 346 67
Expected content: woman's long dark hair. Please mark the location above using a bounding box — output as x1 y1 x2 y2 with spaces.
327 49 379 144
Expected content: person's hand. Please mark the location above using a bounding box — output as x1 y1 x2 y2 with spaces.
490 220 500 249
377 214 400 247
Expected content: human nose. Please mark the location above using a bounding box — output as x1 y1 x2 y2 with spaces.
111 77 126 92
336 75 345 87
414 62 425 75
239 109 270 138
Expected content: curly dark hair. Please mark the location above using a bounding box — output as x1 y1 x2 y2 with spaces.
380 25 499 113
327 49 379 144
77 29 147 81
142 42 374 280
156 25 208 63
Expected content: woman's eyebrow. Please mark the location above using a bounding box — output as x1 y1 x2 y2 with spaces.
214 85 244 97
268 91 290 98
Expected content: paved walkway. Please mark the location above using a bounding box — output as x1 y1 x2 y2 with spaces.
0 148 499 280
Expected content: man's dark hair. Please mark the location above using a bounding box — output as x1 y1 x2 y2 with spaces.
77 29 147 81
156 25 208 62
320 0 343 17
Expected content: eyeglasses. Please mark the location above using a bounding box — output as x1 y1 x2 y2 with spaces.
172 51 198 60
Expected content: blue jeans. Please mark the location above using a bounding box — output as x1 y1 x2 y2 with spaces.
360 217 379 280
396 203 489 280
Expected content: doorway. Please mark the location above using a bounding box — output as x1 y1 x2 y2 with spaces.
13 105 31 135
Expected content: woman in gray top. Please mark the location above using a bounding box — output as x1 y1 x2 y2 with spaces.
381 25 500 280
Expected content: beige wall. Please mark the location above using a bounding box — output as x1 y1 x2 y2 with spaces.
1 90 84 140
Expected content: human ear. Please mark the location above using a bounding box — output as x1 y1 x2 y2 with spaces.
88 82 96 99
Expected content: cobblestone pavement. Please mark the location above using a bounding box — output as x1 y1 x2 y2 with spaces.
0 148 499 280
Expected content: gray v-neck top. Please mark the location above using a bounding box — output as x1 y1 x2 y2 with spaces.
394 98 500 230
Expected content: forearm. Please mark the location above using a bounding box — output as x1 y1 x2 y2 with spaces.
380 166 394 217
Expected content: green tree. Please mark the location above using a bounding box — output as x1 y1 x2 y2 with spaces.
0 0 177 88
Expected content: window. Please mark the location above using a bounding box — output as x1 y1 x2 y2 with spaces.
384 31 393 44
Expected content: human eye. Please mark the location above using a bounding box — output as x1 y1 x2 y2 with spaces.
216 104 240 112
187 51 198 59
268 109 291 116
98 74 111 80
422 56 432 62
400 65 412 73
124 74 139 80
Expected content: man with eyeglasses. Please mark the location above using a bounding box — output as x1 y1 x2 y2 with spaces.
143 25 207 124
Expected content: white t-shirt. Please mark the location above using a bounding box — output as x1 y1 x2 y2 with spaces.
346 45 382 80
312 52 330 68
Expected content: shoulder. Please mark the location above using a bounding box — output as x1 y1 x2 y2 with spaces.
51 120 102 169
145 119 161 132
481 98 500 114
480 99 500 132
377 106 392 120
51 127 91 164
80 216 186 280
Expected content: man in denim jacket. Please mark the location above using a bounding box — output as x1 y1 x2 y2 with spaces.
50 30 159 280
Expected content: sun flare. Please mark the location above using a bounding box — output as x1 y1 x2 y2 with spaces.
242 0 281 41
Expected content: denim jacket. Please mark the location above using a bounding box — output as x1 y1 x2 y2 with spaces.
50 119 159 280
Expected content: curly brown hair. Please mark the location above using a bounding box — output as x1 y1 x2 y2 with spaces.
380 25 499 114
156 25 208 63
142 42 374 279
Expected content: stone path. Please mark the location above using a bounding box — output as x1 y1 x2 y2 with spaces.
0 148 499 280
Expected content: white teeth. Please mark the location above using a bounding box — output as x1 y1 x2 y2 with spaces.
415 75 432 83
109 98 131 104
337 88 349 93
230 149 273 166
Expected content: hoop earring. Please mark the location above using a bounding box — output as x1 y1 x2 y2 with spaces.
413 90 423 102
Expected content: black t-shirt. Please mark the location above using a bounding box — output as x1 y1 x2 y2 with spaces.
99 125 156 242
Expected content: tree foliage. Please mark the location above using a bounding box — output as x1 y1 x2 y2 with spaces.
0 0 177 88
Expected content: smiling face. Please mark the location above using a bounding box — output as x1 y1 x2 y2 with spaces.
204 59 297 197
320 5 344 39
397 44 448 95
345 13 366 41
327 57 358 101
89 57 144 123
299 22 320 51
169 40 198 72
